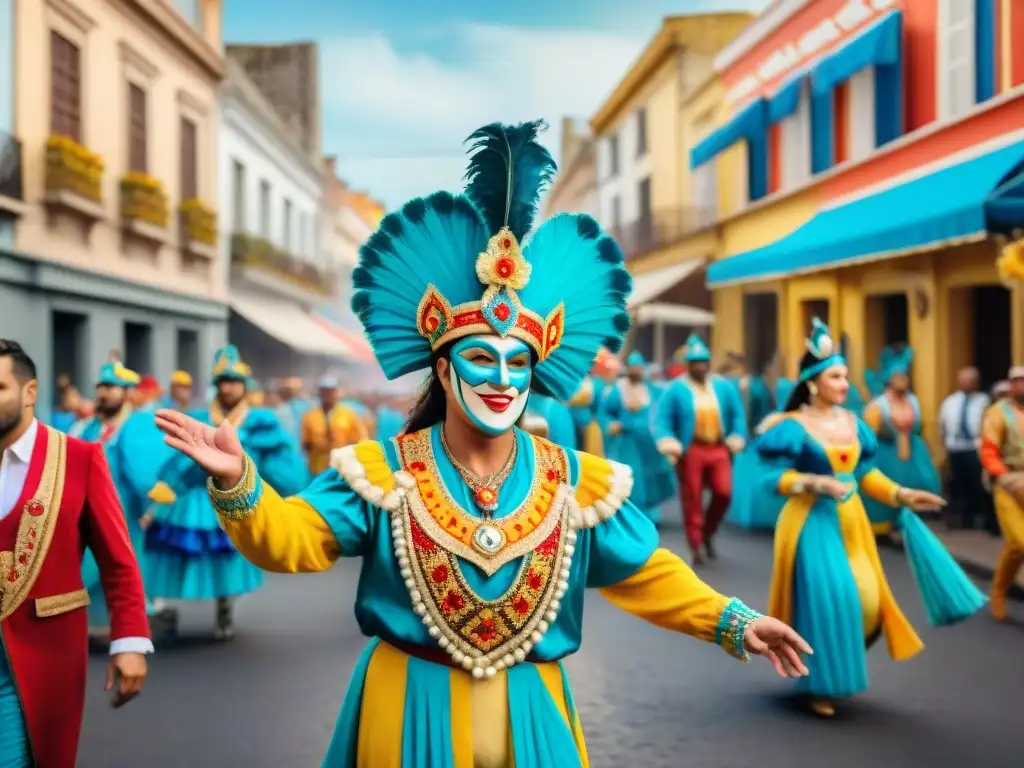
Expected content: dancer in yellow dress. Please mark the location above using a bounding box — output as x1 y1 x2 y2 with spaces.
760 319 949 717
154 120 810 767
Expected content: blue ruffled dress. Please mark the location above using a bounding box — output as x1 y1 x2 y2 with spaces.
602 381 676 524
74 411 174 623
144 407 310 599
862 394 941 533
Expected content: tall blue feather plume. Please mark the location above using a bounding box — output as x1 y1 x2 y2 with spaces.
464 121 557 241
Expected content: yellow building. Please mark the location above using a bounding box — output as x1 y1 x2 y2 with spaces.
690 0 1024 441
4 0 227 417
588 12 752 363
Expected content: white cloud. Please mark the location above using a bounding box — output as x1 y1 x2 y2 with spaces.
320 23 648 208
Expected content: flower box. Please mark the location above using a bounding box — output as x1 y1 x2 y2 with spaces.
120 172 169 228
45 135 103 204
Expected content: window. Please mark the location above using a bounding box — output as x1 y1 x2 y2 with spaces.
847 67 876 163
780 83 811 189
283 198 293 250
258 180 270 237
128 83 147 172
231 160 245 233
179 117 198 199
636 108 647 157
50 31 82 141
691 161 718 224
938 0 976 120
608 134 620 177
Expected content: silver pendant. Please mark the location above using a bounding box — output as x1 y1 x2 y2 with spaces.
472 523 505 555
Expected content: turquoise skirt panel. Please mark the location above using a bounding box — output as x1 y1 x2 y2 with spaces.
727 448 784 530
0 649 29 768
791 500 869 698
863 436 940 527
896 508 987 626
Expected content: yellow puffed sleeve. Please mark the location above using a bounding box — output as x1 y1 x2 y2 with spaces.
859 468 902 506
599 548 762 660
208 454 341 574
863 402 883 433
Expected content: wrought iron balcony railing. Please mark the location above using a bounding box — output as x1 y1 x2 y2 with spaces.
609 205 717 261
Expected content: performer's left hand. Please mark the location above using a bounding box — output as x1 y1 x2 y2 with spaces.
898 488 946 512
743 616 812 678
106 652 147 708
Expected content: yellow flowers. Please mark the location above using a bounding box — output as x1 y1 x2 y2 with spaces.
231 232 335 296
121 172 169 228
997 239 1024 285
179 198 217 246
46 135 104 203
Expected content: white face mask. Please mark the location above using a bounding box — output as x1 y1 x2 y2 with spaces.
449 335 533 436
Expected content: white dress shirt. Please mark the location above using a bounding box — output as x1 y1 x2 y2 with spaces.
0 419 153 656
938 391 990 453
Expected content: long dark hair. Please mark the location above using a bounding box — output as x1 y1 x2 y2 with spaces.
783 351 819 412
403 343 454 434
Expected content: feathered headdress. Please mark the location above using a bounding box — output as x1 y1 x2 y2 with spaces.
798 318 845 382
211 345 250 384
864 345 913 397
351 120 632 400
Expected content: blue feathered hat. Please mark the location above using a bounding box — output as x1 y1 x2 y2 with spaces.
626 350 645 368
680 334 711 363
211 345 249 384
97 361 141 388
798 318 846 383
350 120 632 400
864 345 913 396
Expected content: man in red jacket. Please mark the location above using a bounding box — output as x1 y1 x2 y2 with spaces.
0 339 151 767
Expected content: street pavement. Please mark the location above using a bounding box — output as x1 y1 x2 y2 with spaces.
79 518 1023 768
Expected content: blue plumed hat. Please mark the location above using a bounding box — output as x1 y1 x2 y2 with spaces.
798 318 846 382
680 334 711 363
350 120 632 400
626 350 645 368
97 361 141 388
211 345 249 384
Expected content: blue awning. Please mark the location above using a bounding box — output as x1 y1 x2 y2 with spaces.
690 98 767 169
811 11 902 95
767 74 804 124
986 169 1024 233
707 139 1024 287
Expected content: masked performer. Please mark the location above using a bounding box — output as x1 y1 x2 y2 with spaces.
980 366 1024 621
760 320 985 718
142 346 309 640
604 351 676 525
654 334 746 563
153 121 810 767
862 346 942 536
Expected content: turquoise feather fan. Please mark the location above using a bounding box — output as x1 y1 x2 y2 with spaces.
350 121 633 402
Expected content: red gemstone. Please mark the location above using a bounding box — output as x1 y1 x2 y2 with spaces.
839 453 849 463
26 501 43 517
25 541 34 550
502 238 511 248
410 461 427 472
494 303 511 322
546 469 556 481
497 257 514 278
527 569 543 591
443 590 464 612
28 528 36 538
431 564 449 584
17 553 28 565
512 596 530 615
6 568 17 583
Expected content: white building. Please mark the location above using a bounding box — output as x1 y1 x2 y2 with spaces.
218 57 352 383
595 109 651 234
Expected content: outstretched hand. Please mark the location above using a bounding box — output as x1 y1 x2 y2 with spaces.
154 409 244 487
743 616 813 678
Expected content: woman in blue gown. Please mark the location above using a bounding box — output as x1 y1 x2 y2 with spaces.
603 351 677 525
153 120 811 766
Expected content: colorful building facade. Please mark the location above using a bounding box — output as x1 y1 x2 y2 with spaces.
693 0 1024 441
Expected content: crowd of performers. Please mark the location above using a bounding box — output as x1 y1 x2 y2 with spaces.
2 119 1022 767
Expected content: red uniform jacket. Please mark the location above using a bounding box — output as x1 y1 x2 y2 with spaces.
0 424 149 767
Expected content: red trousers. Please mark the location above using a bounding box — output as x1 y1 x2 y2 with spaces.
677 442 732 551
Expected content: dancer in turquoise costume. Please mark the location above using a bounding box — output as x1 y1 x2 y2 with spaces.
521 393 578 449
143 345 310 640
72 361 173 629
604 351 676 525
862 346 941 535
154 120 811 766
761 319 981 718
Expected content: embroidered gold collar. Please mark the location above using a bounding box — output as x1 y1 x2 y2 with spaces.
210 401 250 428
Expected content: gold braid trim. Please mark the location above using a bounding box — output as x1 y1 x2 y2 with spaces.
207 454 262 520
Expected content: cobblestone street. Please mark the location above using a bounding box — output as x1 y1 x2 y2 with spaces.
79 522 1023 768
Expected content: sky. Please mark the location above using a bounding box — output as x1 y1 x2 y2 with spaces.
223 0 771 210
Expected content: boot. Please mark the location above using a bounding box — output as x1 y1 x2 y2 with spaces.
990 547 1022 623
704 538 717 560
809 699 835 717
214 597 235 641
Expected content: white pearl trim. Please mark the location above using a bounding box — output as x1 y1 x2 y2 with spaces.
569 459 633 529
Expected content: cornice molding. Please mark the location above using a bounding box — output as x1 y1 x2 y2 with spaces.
45 0 98 33
112 0 225 80
713 0 811 73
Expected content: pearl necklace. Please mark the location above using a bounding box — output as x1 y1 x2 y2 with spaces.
439 427 518 517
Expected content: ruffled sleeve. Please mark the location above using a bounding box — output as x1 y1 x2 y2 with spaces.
754 418 807 496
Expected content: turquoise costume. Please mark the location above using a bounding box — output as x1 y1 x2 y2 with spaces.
0 655 27 768
72 362 172 622
50 409 77 432
524 394 578 450
730 374 772 432
276 395 314 448
203 121 769 766
145 346 310 602
862 347 941 532
603 352 676 524
376 405 406 442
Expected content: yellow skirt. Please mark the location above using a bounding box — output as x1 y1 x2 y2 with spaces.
324 640 590 768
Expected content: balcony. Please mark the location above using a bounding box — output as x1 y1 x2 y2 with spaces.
43 135 105 221
120 172 170 245
178 198 218 262
609 206 717 261
0 132 24 215
231 232 339 304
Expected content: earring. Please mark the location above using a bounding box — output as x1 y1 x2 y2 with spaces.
808 381 818 397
